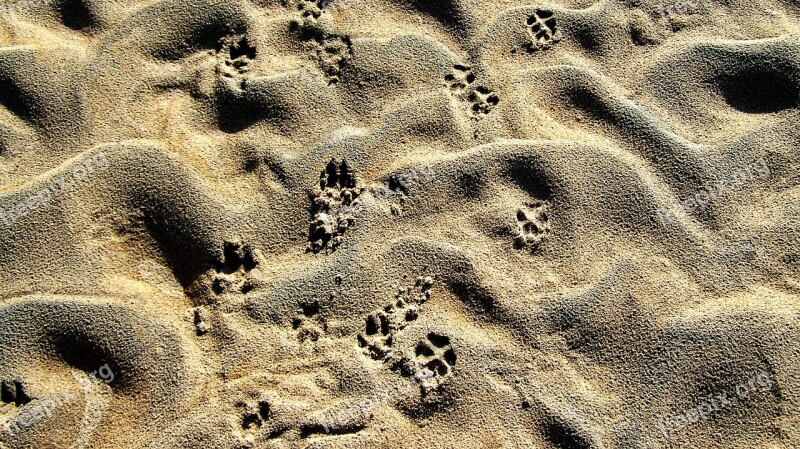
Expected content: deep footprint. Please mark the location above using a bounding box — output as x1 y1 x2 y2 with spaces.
526 9 561 51
308 159 364 253
469 86 500 116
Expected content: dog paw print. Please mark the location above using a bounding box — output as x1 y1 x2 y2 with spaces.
526 9 561 51
357 277 434 362
469 86 500 116
311 35 352 85
1 380 31 407
408 333 457 392
296 0 348 19
218 35 257 78
298 0 325 20
444 65 476 95
309 159 365 253
289 2 352 85
235 399 283 444
212 240 261 294
294 0 349 23
292 299 328 342
443 66 499 116
514 201 549 250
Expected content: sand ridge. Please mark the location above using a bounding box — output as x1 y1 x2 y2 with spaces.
0 0 799 447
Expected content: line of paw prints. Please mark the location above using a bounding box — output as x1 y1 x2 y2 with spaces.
357 277 457 393
525 9 561 51
514 201 549 250
444 65 499 116
217 35 257 78
309 159 365 253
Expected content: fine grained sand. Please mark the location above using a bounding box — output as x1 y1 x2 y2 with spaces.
0 0 799 448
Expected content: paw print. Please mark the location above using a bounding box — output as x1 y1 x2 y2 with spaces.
408 333 457 392
357 277 433 361
526 9 561 51
298 0 325 20
296 0 349 21
514 201 549 250
444 66 500 116
1 380 31 407
355 278 457 394
212 240 261 294
469 86 500 116
290 1 353 84
309 159 365 253
292 299 327 342
240 400 271 430
314 36 352 84
235 399 280 444
218 35 257 78
297 0 347 19
444 65 476 94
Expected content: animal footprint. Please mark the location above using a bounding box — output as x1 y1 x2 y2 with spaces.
357 277 433 361
444 66 499 116
298 0 325 20
357 278 455 393
296 0 348 20
1 380 31 407
290 1 353 84
515 201 549 250
526 9 561 51
292 299 327 342
469 86 500 116
444 65 476 94
308 159 365 253
236 399 278 444
218 35 257 78
410 333 457 392
212 240 261 294
312 35 352 84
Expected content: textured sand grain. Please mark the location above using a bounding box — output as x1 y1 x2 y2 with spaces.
0 0 799 448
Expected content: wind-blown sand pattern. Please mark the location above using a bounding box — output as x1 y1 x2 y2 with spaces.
0 0 799 448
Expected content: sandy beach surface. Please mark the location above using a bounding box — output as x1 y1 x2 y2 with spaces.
0 0 799 447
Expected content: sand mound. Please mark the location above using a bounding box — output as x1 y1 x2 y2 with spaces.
1 0 799 447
